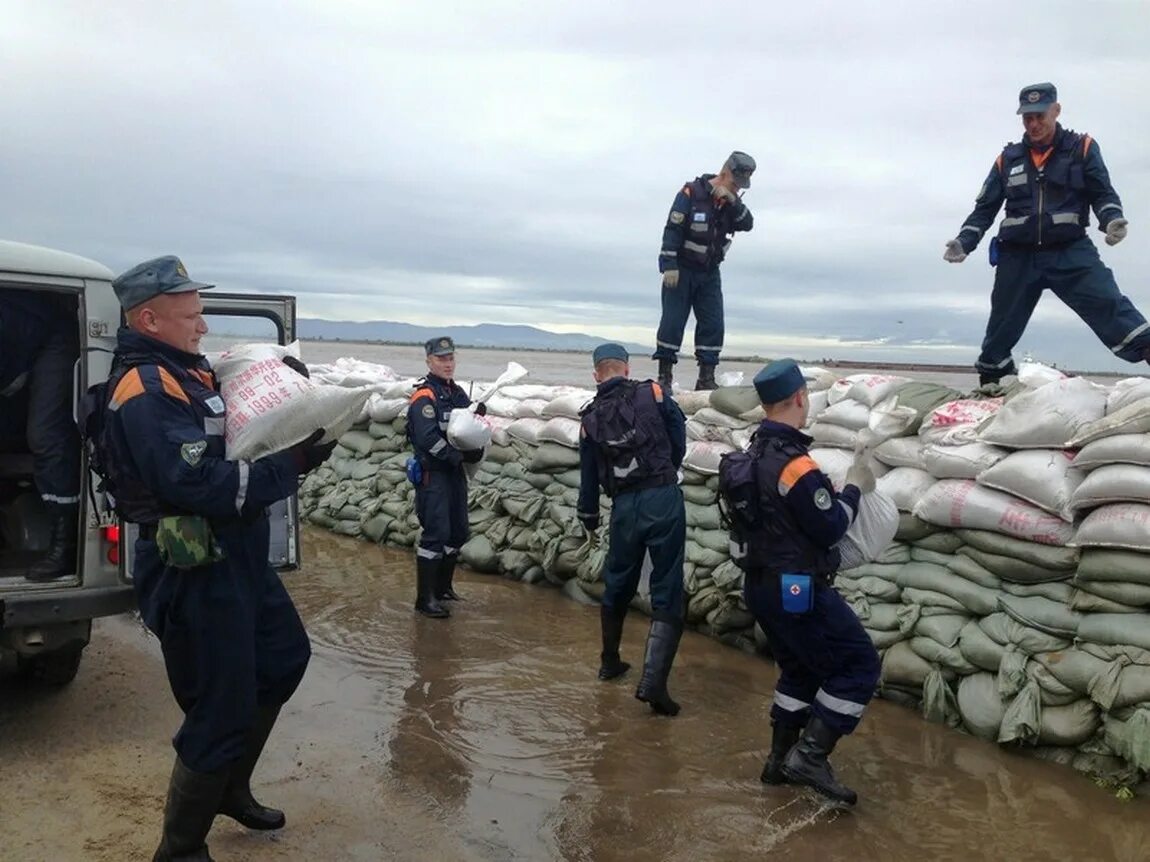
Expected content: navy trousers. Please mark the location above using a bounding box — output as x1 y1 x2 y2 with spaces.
132 518 311 773
601 484 685 622
977 238 1150 381
654 267 725 366
415 468 469 560
744 572 880 735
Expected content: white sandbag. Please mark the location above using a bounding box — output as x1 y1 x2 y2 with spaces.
446 409 492 451
479 393 521 418
828 374 911 407
809 422 859 449
976 450 1084 521
1070 396 1150 447
501 383 572 401
980 377 1107 449
484 416 515 447
809 448 854 489
214 344 375 460
506 417 548 445
807 389 830 418
673 390 713 415
1068 464 1150 513
867 398 919 441
874 437 927 470
876 467 937 513
541 391 595 420
1107 378 1150 415
366 394 409 423
537 416 582 449
922 442 1008 479
472 361 529 401
686 418 736 447
1017 361 1067 389
512 398 549 419
682 441 734 475
919 398 1004 446
1072 504 1150 552
836 491 899 570
820 399 872 431
913 479 1075 546
1072 434 1150 471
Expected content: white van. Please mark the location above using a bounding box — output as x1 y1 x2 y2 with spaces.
0 240 301 684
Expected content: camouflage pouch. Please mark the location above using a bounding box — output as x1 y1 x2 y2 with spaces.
155 515 226 570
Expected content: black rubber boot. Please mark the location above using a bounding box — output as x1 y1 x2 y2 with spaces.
25 504 78 582
597 605 630 681
978 373 1000 387
780 716 858 805
657 359 674 390
415 556 450 619
634 619 682 716
694 364 718 391
218 703 286 830
152 756 229 861
759 721 802 785
435 554 463 601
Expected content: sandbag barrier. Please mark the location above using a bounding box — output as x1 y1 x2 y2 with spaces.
296 357 1150 792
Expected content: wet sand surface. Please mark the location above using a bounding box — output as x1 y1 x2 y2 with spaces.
4 527 1150 861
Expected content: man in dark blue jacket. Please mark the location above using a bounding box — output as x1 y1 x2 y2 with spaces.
407 337 483 619
654 151 755 392
578 343 687 716
944 82 1150 383
0 289 81 581
736 359 878 806
98 256 334 860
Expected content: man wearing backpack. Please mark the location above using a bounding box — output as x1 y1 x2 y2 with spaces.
730 358 879 806
577 342 687 716
943 82 1150 384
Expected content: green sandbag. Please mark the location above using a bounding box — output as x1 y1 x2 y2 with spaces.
709 385 761 417
484 444 521 464
685 501 721 531
838 562 903 582
882 641 955 689
688 585 722 623
1104 709 1150 771
855 602 902 631
687 542 727 569
914 614 969 647
895 513 940 542
911 532 965 555
554 469 583 489
460 535 500 573
529 442 581 472
996 595 1082 638
1069 587 1145 615
886 381 964 434
922 667 962 727
957 672 1007 741
836 576 902 603
958 620 1005 672
1076 548 1150 586
682 484 718 505
308 510 336 528
980 612 1071 654
707 599 755 634
908 547 958 567
1000 580 1073 604
896 562 999 616
954 529 1078 570
1033 649 1106 698
689 527 730 554
338 430 375 455
957 547 1072 585
362 514 393 544
909 637 978 674
868 629 905 650
1078 613 1150 652
945 554 1003 590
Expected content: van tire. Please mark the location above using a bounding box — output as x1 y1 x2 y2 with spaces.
17 644 85 687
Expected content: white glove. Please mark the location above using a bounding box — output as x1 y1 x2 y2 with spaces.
662 269 680 289
943 239 967 263
713 185 737 204
845 461 876 494
1105 218 1128 247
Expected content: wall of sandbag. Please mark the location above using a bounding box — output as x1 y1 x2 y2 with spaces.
297 357 1150 788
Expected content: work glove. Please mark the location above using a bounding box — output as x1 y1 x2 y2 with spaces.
290 429 337 474
1105 218 1128 247
282 355 310 378
943 239 967 263
461 447 484 464
662 269 680 289
473 401 488 417
844 460 877 494
712 185 738 205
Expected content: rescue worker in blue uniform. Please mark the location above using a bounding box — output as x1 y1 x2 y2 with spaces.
577 343 688 716
95 256 334 861
736 359 879 806
944 82 1150 384
407 336 484 619
654 151 755 392
0 289 82 581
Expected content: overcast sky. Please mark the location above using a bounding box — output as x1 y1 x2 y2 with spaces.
4 1 1150 370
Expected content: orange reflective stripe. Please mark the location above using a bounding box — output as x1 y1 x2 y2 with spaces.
1082 134 1093 157
410 387 434 404
1030 149 1053 170
157 367 191 404
779 455 819 492
109 368 146 409
191 368 214 388
651 382 664 402
682 185 692 197
995 153 1003 173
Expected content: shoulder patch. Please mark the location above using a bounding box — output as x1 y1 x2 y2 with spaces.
421 403 436 419
180 440 208 466
670 211 685 224
778 455 819 493
813 487 833 511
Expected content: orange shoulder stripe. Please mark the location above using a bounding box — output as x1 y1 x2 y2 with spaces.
995 153 1003 172
651 382 664 401
191 368 215 388
157 367 191 404
779 455 819 492
1082 134 1093 157
410 387 434 403
109 368 146 409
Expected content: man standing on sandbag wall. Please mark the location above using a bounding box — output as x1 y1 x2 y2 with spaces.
94 256 336 860
653 151 755 392
943 82 1150 384
407 336 485 619
577 343 688 715
734 359 879 806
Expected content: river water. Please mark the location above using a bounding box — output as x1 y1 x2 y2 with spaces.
288 527 1150 862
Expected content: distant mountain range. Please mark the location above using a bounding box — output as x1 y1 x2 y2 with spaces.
297 319 651 354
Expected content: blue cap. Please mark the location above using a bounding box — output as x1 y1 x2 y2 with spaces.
112 256 214 310
425 336 455 357
592 342 629 365
724 151 756 189
753 358 805 404
1017 82 1057 115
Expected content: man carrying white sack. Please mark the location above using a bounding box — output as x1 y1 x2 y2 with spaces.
720 358 880 806
406 337 485 619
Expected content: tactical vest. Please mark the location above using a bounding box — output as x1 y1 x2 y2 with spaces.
743 434 841 577
678 177 735 269
580 380 677 497
998 129 1090 247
